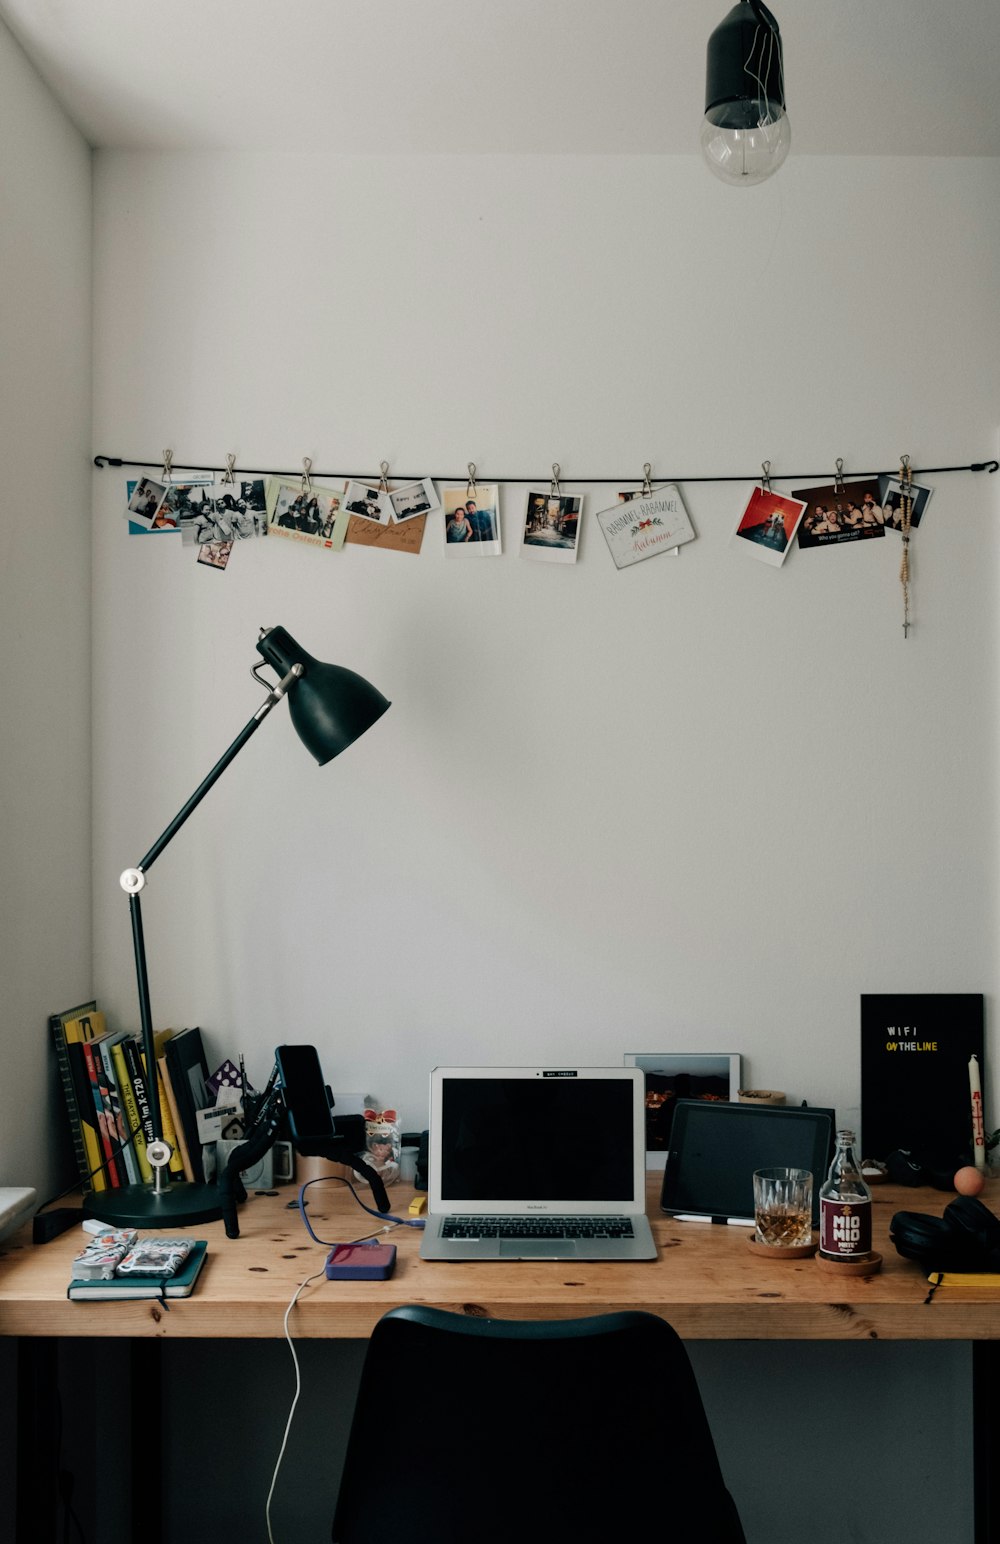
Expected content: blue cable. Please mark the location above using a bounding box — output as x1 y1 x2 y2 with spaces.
292 1175 425 1246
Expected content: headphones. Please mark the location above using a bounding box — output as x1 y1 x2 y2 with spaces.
890 1194 1000 1273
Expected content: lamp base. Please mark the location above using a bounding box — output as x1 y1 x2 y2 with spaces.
82 1181 223 1229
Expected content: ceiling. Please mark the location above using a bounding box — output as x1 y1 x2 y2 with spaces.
1 0 998 158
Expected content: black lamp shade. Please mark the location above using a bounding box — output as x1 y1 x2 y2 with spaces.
257 625 391 765
705 0 785 129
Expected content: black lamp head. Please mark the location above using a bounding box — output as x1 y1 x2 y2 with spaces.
705 0 785 129
256 625 390 766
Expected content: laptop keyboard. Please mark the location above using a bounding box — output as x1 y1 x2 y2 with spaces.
441 1216 635 1241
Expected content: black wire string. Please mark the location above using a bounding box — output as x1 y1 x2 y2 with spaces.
95 454 999 485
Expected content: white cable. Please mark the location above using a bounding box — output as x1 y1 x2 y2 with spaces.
264 1225 396 1544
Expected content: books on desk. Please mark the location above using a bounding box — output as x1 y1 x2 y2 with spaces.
67 1240 208 1301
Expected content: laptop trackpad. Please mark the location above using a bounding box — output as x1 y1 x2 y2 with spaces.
499 1240 577 1258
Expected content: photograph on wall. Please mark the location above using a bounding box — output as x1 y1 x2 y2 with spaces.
793 479 887 549
208 478 269 539
196 540 234 571
625 1053 741 1168
877 474 933 532
520 489 583 564
597 484 696 569
126 476 168 528
731 486 807 567
344 480 391 526
443 485 501 555
389 478 439 524
266 479 351 550
346 511 426 555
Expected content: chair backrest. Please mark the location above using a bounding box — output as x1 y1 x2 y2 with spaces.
333 1305 745 1544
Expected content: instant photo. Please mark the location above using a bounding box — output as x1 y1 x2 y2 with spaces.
794 479 887 549
443 486 501 555
344 481 391 526
266 479 351 550
732 486 806 568
597 485 695 569
126 476 168 528
196 540 233 571
878 474 933 532
520 490 583 564
389 478 439 523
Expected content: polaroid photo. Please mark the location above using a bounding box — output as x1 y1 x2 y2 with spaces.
520 489 583 564
443 485 501 555
389 478 439 524
732 486 807 567
344 481 391 526
597 485 696 569
625 1052 742 1168
794 479 887 550
266 479 351 551
878 474 933 533
196 540 234 572
126 476 168 528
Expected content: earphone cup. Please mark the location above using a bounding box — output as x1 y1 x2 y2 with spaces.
891 1200 1000 1272
890 1210 954 1265
943 1196 1000 1264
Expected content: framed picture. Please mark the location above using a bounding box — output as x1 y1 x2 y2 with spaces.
624 1052 742 1167
732 487 806 567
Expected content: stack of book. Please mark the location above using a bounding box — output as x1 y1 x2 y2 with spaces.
49 1002 214 1195
67 1229 209 1301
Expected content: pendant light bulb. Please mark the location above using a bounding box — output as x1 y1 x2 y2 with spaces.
701 0 790 186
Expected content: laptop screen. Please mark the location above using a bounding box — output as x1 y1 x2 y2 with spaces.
432 1069 640 1208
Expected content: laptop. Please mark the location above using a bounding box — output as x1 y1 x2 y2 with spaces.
659 1100 835 1226
419 1066 657 1261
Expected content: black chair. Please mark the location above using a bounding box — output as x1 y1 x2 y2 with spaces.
333 1305 745 1544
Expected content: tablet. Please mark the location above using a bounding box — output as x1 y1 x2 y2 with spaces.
659 1100 835 1225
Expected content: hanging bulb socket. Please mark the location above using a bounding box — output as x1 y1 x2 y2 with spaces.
701 0 791 186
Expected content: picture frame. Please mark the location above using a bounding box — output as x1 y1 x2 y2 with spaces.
625 1052 742 1168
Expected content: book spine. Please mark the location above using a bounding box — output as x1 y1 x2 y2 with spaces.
99 1039 137 1185
157 1053 195 1182
112 1039 150 1184
50 1019 93 1195
83 1039 120 1187
121 1037 154 1183
62 1021 106 1193
141 1049 186 1176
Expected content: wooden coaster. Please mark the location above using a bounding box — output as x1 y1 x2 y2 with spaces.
815 1250 883 1276
747 1235 817 1260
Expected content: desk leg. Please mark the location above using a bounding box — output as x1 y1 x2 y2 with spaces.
130 1339 163 1544
974 1341 999 1544
16 1337 59 1544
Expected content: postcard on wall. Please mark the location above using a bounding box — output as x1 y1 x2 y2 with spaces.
731 486 807 567
878 474 933 532
625 1053 741 1168
793 479 887 549
520 490 583 564
597 485 696 569
344 481 392 527
443 485 501 555
346 512 426 554
266 479 350 551
388 478 439 524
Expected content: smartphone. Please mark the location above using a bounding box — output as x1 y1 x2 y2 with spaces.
325 1241 396 1280
274 1045 335 1142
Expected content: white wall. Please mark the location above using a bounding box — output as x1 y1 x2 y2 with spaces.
91 151 1000 1141
0 20 91 1195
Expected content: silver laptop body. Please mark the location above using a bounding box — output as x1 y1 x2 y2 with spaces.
419 1066 657 1261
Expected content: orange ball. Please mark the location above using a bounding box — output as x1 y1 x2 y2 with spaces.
954 1165 986 1197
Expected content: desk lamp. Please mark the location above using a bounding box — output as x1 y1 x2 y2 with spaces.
88 625 390 1228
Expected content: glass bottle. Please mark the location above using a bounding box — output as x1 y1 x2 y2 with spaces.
819 1129 873 1262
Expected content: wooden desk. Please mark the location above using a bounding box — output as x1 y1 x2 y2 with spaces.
2 1177 999 1544
1 1176 998 1343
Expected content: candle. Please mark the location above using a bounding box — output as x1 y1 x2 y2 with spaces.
970 1053 986 1170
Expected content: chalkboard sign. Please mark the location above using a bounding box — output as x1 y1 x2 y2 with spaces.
860 994 985 1166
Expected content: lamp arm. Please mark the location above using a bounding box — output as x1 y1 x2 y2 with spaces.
119 663 303 1151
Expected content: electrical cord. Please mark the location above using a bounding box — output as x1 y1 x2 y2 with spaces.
292 1174 425 1244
